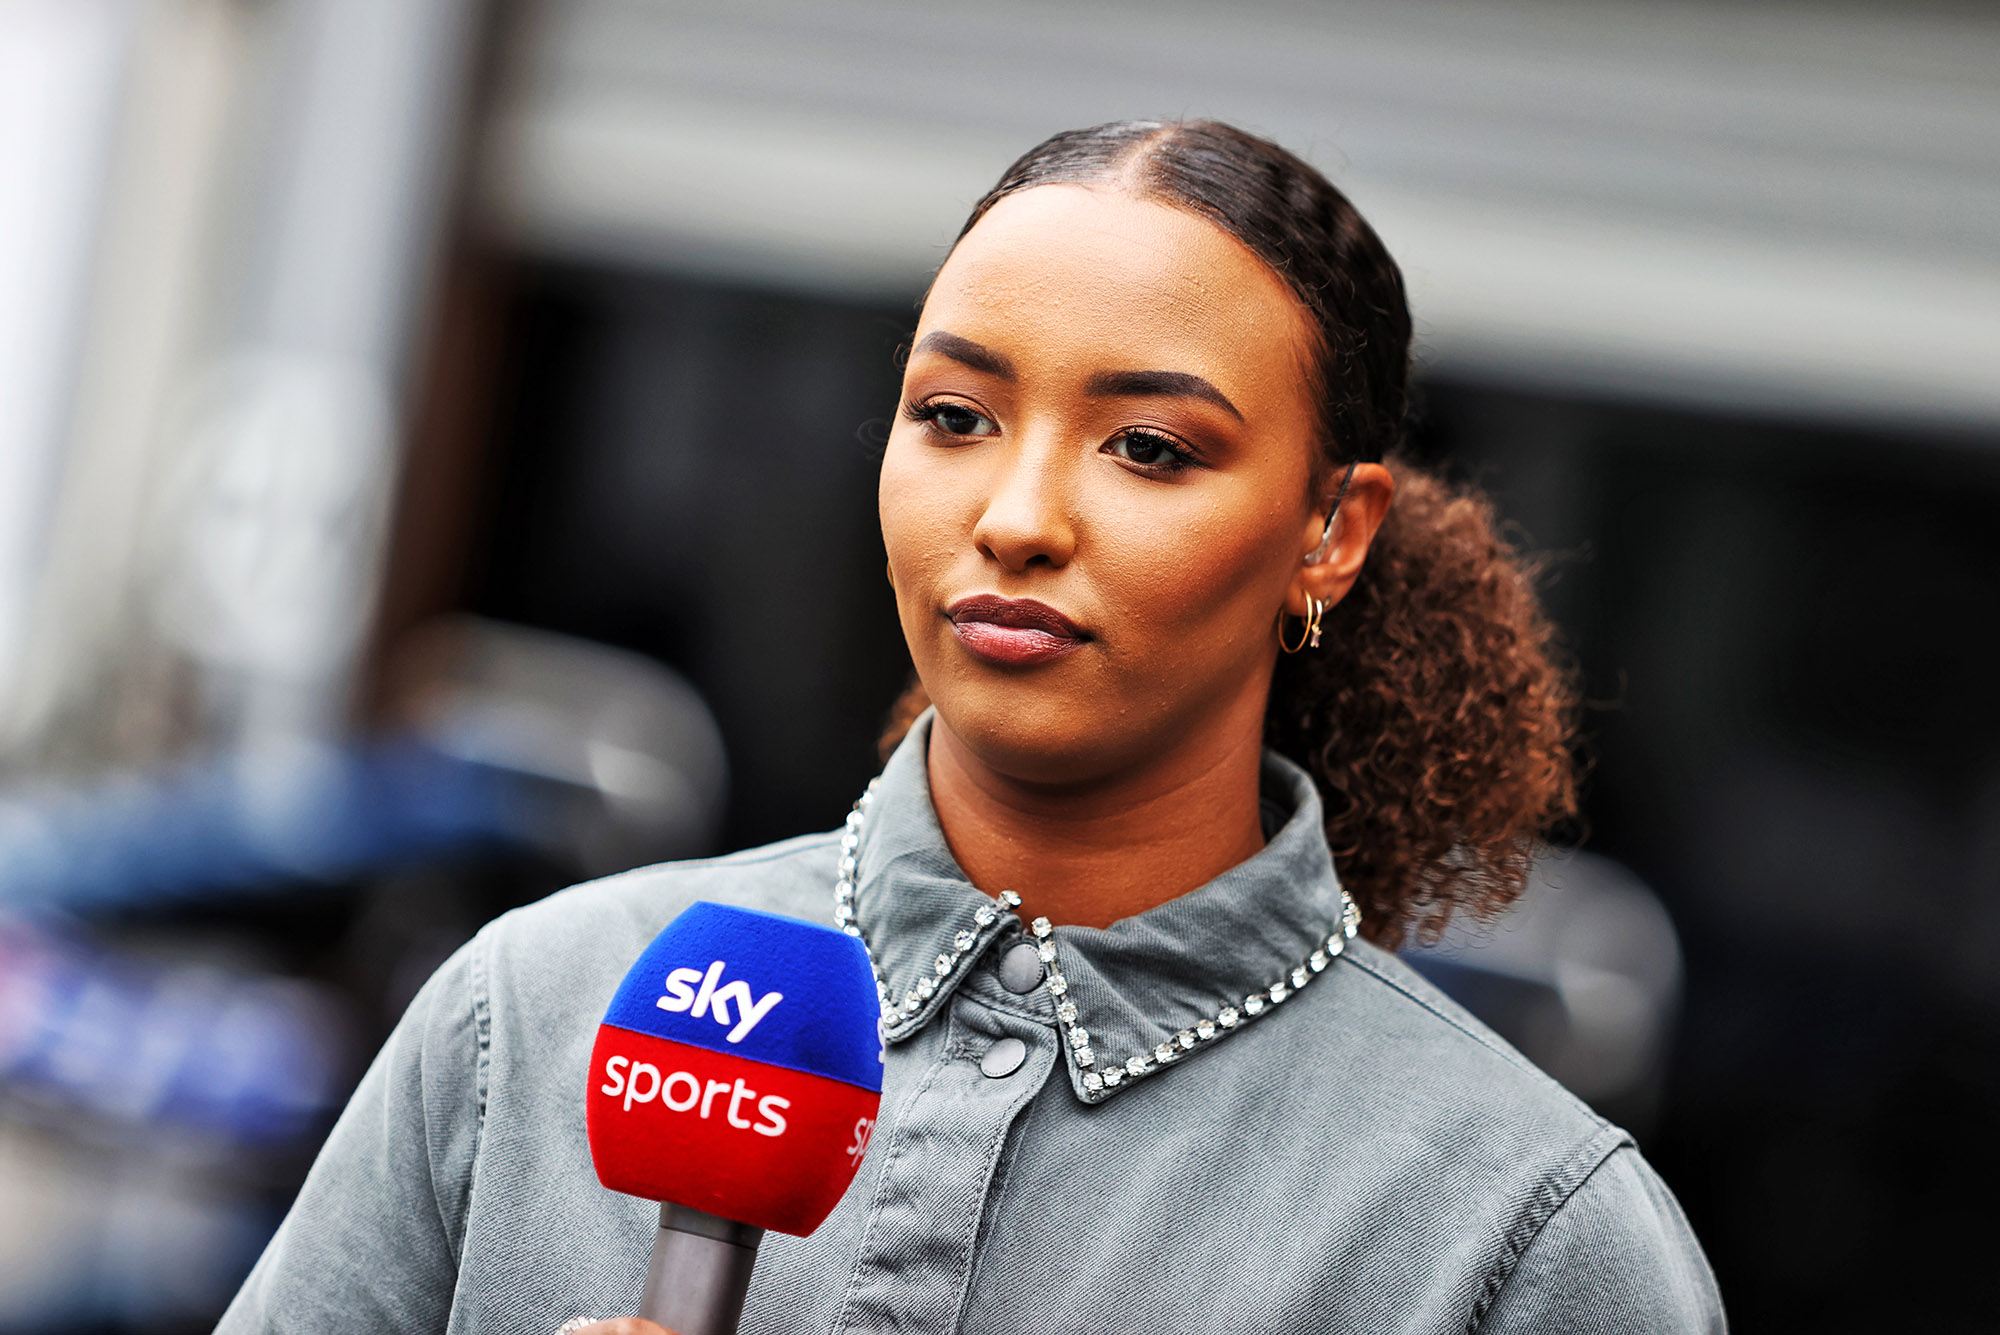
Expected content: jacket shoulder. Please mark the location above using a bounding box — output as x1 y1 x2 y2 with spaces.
524 830 840 929
1327 936 1622 1160
473 831 845 1031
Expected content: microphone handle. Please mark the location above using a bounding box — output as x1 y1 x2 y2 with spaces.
636 1202 764 1335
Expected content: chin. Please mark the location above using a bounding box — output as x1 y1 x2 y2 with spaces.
927 680 1135 788
929 658 1212 791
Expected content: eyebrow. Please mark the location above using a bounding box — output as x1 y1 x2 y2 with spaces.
1085 369 1243 421
913 333 1244 423
913 331 1015 379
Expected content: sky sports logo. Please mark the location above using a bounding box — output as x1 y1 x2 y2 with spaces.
655 960 782 1042
599 1055 791 1136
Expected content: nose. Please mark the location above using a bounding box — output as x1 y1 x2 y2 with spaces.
971 434 1076 573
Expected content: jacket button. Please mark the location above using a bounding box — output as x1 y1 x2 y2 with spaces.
979 1036 1028 1078
997 942 1044 994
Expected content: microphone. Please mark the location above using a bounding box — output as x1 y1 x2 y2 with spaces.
586 902 883 1334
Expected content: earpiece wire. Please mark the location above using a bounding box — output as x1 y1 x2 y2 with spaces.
1305 460 1361 566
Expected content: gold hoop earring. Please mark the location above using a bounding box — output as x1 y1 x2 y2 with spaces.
1277 594 1323 654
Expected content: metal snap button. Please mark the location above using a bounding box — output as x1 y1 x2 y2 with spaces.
978 1036 1028 1079
997 942 1044 994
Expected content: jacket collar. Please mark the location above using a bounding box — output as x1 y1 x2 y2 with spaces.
850 713 1356 1104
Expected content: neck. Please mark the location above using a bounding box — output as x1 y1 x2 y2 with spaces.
924 714 1270 931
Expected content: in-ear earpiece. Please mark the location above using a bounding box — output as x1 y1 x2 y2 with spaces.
1305 461 1361 566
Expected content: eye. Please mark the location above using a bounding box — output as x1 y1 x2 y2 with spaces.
1103 428 1196 473
906 399 998 439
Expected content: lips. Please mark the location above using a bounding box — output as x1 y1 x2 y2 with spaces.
946 596 1089 667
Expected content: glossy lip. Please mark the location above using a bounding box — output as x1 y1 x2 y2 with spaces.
945 595 1090 667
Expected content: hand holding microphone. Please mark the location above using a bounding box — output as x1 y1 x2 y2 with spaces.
583 902 883 1335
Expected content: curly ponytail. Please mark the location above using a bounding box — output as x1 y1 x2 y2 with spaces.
882 120 1579 947
1265 459 1577 944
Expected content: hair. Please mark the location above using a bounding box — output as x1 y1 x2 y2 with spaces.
881 120 1578 947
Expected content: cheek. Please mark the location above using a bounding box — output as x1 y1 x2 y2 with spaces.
878 431 968 607
1101 488 1294 645
884 429 952 567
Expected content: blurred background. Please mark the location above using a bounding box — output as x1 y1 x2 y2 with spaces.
0 0 1995 1328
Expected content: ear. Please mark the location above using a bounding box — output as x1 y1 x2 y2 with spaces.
1286 463 1395 615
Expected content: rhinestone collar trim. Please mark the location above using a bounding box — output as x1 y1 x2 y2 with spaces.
834 778 1362 1104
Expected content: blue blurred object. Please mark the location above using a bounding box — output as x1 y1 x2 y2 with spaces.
0 737 541 919
0 618 730 922
0 916 345 1333
0 919 348 1146
0 919 348 1331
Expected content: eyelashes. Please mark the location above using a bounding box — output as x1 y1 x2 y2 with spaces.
1103 427 1196 473
902 398 996 438
901 397 1202 476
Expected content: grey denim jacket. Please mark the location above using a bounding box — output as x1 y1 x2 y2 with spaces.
219 723 1724 1333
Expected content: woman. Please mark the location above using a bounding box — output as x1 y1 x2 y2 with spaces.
220 121 1722 1333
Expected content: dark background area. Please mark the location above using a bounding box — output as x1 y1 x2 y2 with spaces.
467 267 913 850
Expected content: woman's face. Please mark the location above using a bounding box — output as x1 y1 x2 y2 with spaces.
880 184 1332 786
